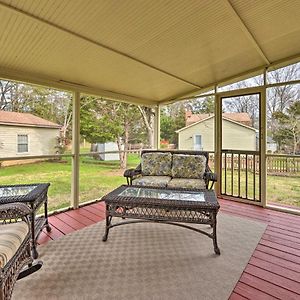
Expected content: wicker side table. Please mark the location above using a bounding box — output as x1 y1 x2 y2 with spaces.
102 185 220 255
0 183 51 259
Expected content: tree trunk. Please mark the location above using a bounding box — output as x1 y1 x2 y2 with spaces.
121 121 130 169
116 137 124 168
147 128 154 149
117 120 129 170
138 106 155 148
292 127 297 155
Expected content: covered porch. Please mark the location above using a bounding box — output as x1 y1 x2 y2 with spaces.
1 0 299 213
0 0 300 299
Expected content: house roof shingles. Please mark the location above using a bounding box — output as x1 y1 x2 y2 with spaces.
0 110 60 129
185 112 251 126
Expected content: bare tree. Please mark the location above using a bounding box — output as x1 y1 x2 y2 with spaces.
138 106 155 148
225 100 259 127
267 63 299 132
52 92 72 146
0 80 17 110
219 63 300 131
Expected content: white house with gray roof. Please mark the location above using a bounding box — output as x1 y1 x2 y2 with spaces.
0 111 61 162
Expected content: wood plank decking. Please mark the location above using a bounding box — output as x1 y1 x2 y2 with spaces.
37 199 300 300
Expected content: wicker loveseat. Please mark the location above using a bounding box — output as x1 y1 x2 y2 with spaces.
124 150 217 189
0 203 42 300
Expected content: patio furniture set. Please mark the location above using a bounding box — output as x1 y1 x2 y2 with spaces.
102 150 220 255
0 150 219 299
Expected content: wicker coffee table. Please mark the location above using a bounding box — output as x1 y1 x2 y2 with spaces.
102 185 220 254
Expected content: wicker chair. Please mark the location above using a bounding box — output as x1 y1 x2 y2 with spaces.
0 203 42 300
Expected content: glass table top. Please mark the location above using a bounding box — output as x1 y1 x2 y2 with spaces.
118 187 205 202
0 185 37 198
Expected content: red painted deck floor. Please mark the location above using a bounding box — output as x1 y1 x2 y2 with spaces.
37 199 300 300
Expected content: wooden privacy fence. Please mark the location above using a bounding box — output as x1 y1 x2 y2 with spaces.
266 155 300 174
208 152 300 174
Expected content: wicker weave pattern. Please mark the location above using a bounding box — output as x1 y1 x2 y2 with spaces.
0 203 31 221
0 184 51 260
0 184 50 205
110 205 213 224
104 185 219 208
102 185 220 254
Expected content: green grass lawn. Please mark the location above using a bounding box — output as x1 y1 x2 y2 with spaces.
0 154 140 212
222 169 300 207
266 174 300 207
0 154 299 212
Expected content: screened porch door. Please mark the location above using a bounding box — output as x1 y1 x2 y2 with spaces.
215 88 266 206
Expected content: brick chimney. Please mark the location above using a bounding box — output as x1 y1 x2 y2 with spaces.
185 111 192 118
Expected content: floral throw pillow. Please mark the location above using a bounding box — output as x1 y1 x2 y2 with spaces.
172 154 206 179
141 152 172 176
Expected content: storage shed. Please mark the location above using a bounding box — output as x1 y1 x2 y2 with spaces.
96 142 120 161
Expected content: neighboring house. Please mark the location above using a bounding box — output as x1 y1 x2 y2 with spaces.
0 111 60 163
185 111 252 127
177 113 256 151
255 132 278 153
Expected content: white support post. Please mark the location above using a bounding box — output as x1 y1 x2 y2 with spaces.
214 92 222 197
71 91 80 209
260 71 267 207
154 105 161 149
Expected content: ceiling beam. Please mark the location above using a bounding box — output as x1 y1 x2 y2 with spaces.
223 0 270 65
0 1 202 90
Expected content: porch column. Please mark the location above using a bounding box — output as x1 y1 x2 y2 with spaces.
260 74 267 207
154 104 161 149
214 92 222 197
71 91 80 209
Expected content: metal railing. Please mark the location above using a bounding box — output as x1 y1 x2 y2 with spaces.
220 150 261 202
216 151 300 203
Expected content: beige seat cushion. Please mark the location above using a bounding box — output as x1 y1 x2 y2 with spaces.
0 221 29 268
167 178 207 189
132 176 171 187
141 152 172 176
172 154 206 179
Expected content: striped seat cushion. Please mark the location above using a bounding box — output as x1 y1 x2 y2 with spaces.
0 222 29 268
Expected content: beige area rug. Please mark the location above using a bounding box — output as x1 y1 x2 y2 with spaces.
13 213 266 300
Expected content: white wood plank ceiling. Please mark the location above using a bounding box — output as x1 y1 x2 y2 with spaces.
0 0 299 105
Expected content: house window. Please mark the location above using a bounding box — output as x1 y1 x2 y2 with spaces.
17 134 28 153
194 134 202 150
